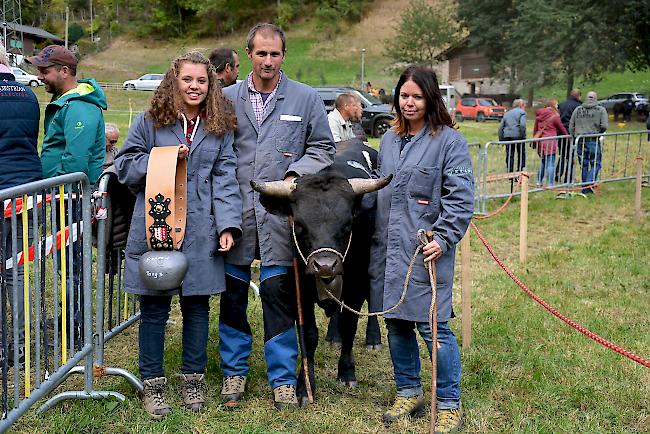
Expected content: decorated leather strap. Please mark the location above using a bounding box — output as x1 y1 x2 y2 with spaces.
145 146 187 251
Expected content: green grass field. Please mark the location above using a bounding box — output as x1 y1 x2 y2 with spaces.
9 171 649 433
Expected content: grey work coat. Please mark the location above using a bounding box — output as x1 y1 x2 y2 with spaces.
369 126 474 323
114 112 243 296
223 74 335 267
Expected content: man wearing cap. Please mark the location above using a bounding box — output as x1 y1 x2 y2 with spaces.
27 45 107 185
569 90 608 194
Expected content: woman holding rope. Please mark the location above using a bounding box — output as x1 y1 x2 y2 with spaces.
115 51 241 419
370 66 473 432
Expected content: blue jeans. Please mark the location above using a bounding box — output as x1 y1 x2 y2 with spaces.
577 139 602 190
538 154 556 186
386 319 461 410
139 294 210 380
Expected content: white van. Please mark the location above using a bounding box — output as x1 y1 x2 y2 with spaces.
439 84 460 114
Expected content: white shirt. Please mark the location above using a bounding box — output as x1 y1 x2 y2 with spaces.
327 108 356 142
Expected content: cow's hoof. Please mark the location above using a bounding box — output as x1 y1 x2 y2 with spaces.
339 379 357 389
298 396 312 408
365 343 382 351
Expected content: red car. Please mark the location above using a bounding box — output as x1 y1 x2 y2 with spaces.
455 97 506 122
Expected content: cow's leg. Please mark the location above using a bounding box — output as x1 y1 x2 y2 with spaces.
365 315 382 350
325 310 342 347
296 300 318 407
337 293 364 388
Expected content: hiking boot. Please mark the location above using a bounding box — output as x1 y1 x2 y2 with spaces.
141 377 170 420
273 384 299 410
181 373 206 412
434 407 464 433
382 393 426 424
221 375 246 410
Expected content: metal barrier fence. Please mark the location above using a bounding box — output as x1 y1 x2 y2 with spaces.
467 142 483 214
0 173 141 432
480 131 650 214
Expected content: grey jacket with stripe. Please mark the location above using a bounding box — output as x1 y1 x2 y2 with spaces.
223 74 335 267
369 126 474 323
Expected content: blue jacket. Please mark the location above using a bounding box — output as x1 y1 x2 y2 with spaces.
0 71 42 190
370 126 474 322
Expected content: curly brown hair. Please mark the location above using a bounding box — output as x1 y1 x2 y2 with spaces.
147 51 236 136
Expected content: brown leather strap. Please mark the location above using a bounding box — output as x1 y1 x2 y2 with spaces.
145 146 187 250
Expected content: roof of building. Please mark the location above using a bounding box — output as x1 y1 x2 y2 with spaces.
8 23 64 42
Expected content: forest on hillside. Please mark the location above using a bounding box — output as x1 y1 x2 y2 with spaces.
21 0 370 44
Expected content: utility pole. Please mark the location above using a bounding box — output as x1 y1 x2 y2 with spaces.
2 0 24 66
65 6 69 49
361 48 366 91
89 0 93 44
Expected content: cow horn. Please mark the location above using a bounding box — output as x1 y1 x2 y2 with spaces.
250 179 297 198
348 174 393 195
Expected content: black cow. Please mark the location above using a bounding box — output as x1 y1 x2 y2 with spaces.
251 141 392 406
613 99 635 122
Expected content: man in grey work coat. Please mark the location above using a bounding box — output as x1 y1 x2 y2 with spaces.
219 23 335 410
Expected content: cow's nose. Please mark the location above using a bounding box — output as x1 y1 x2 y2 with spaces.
314 256 337 273
312 255 344 276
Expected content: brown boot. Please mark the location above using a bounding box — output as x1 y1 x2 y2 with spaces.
273 384 299 410
141 377 170 420
221 375 246 410
181 373 206 412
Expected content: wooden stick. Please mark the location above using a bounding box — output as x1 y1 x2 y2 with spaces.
460 228 471 349
288 215 313 405
519 171 528 264
636 156 643 223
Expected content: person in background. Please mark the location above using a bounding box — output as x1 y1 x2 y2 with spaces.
115 51 242 419
104 123 119 168
556 89 582 182
498 98 527 191
27 45 106 185
0 45 42 367
533 99 568 186
370 65 473 432
209 48 240 87
327 93 361 142
569 90 608 194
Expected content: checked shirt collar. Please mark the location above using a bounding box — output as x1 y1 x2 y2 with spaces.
247 71 283 126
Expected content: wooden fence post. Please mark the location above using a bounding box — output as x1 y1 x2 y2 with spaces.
460 227 471 349
520 171 528 264
636 156 643 223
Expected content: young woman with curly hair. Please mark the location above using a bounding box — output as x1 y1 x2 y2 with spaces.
115 51 242 419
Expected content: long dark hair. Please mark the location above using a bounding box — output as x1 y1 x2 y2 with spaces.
391 65 453 136
147 51 236 136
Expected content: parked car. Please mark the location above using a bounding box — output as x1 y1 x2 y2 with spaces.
11 67 41 87
455 97 506 122
598 92 648 111
314 86 394 137
122 74 164 91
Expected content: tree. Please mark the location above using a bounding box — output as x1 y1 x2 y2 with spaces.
385 0 462 68
458 0 650 99
68 22 85 43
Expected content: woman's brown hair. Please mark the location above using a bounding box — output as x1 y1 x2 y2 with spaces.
391 65 454 136
147 51 236 136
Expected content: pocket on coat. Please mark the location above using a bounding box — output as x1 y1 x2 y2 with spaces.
275 120 305 156
408 166 440 209
196 168 213 203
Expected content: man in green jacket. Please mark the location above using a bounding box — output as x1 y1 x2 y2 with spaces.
27 45 107 184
